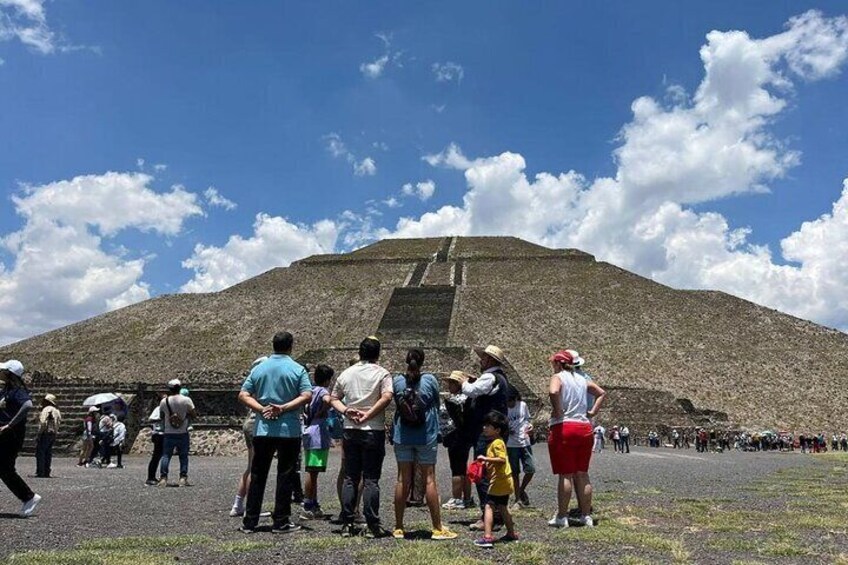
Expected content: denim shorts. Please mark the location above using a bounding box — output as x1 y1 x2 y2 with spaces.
394 441 438 465
507 446 536 475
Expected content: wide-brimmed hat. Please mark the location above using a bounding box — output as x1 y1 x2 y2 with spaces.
0 359 24 377
565 349 585 367
549 350 575 365
474 345 506 365
445 370 471 385
43 394 57 406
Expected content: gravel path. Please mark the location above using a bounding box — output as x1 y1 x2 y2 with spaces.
0 445 829 564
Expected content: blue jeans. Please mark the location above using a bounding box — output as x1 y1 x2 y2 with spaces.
160 433 190 478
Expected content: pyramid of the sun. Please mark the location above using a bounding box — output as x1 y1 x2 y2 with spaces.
3 236 847 431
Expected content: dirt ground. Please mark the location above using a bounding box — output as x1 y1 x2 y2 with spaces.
1 445 846 564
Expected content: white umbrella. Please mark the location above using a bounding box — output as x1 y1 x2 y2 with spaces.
83 392 119 407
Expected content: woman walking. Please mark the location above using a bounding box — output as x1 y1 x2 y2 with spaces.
0 360 42 517
546 350 605 528
391 348 456 540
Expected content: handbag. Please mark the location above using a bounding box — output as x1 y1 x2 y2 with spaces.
467 460 485 484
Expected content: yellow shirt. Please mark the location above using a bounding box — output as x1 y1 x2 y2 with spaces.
485 437 513 496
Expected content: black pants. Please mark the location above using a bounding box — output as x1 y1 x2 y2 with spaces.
244 436 301 529
621 436 630 453
148 434 163 481
0 428 34 502
114 444 123 467
35 432 56 477
341 429 386 527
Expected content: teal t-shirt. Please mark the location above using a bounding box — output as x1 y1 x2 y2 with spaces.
241 354 312 438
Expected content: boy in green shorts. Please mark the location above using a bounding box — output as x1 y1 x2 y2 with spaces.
301 364 334 519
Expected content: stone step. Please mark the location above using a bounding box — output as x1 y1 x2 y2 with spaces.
376 286 456 346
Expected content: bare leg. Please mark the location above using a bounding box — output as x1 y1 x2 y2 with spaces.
483 503 495 538
573 472 592 516
557 474 573 518
238 445 253 498
500 504 516 536
305 470 319 502
422 464 443 530
451 475 463 500
394 462 413 530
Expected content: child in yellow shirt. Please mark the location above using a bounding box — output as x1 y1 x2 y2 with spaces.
474 411 518 548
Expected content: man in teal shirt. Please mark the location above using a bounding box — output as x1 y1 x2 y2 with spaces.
238 332 312 533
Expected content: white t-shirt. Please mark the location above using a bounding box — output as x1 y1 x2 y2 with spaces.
507 401 531 448
332 361 392 431
160 394 195 434
549 370 589 426
594 425 606 438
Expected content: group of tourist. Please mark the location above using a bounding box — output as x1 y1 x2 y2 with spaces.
228 332 607 549
77 406 127 469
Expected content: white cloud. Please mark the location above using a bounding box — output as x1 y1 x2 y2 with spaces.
136 157 145 169
354 157 377 177
324 133 377 177
432 61 464 83
153 163 168 172
0 0 95 56
383 197 401 208
204 187 237 211
180 214 339 293
0 172 203 344
381 10 848 330
360 54 389 79
401 180 436 201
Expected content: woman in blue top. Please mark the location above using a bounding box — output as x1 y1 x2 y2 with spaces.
391 349 457 540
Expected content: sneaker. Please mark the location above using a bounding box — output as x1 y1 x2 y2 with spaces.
341 523 355 538
272 522 302 534
364 525 391 539
20 494 42 517
431 528 458 540
441 498 462 510
519 491 531 506
179 477 191 487
469 520 485 531
474 536 494 549
548 514 569 528
230 506 244 517
157 478 168 487
392 528 405 539
500 532 520 542
116 465 124 469
107 463 118 469
238 525 257 534
300 509 326 521
580 515 594 527
353 511 366 524
145 479 158 486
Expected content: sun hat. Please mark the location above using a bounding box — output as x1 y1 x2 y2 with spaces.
474 345 506 365
549 350 575 365
445 370 470 385
167 378 181 388
0 359 24 377
565 349 585 367
88 406 100 413
44 394 57 406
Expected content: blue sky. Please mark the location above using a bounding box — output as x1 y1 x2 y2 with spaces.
1 1 848 344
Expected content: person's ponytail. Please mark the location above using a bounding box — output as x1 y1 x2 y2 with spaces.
405 348 425 385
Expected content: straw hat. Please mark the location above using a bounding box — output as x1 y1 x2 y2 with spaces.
474 345 506 365
445 370 471 385
43 394 57 406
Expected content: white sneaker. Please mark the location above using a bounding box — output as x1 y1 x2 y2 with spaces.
548 514 568 528
441 498 463 510
107 463 118 469
580 515 594 527
20 494 42 518
229 506 244 517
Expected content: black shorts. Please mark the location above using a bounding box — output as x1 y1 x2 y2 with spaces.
447 442 471 477
486 494 510 507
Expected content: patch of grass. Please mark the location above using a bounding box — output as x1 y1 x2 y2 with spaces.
356 541 487 565
79 535 213 551
215 540 276 553
558 525 690 563
4 549 171 565
619 558 653 565
294 536 364 552
500 540 548 565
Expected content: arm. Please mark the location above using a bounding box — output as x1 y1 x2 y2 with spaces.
0 399 33 434
357 391 393 424
263 390 312 419
461 373 495 399
586 381 606 418
548 374 563 420
238 390 265 414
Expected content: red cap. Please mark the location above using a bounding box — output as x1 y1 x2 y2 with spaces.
549 350 574 365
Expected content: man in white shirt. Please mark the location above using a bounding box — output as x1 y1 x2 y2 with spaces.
330 337 393 538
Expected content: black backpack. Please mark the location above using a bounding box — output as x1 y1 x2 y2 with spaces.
396 381 427 428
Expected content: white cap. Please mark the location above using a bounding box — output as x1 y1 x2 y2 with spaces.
167 379 181 388
0 359 24 377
